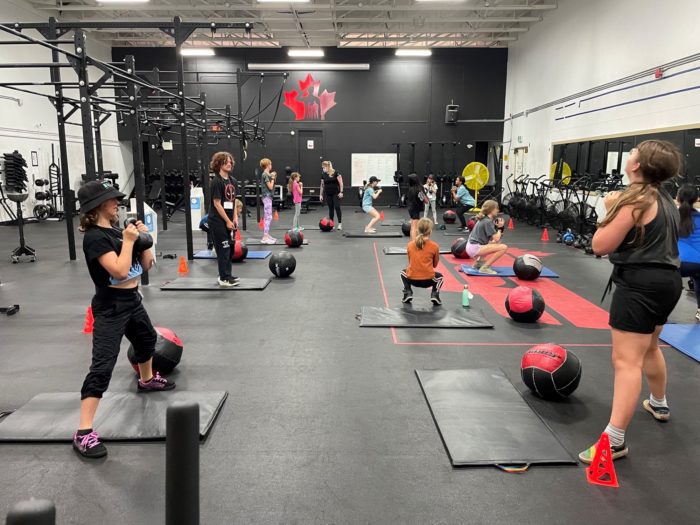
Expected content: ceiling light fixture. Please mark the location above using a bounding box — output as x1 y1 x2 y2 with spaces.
395 49 432 57
247 63 370 71
287 48 325 58
181 48 216 56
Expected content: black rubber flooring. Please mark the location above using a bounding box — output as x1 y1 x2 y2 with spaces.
1 207 699 524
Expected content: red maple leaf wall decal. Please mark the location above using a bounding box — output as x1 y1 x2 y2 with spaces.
283 73 337 121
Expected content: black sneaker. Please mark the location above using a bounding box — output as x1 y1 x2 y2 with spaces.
402 289 413 303
73 430 107 459
138 372 176 392
643 399 670 422
579 440 628 464
431 292 442 305
227 276 240 286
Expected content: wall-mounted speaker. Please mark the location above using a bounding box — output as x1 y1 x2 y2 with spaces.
445 104 459 124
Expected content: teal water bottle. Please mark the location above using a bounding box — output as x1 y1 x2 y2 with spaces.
462 284 470 307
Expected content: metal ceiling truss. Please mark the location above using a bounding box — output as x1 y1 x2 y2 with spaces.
21 0 557 48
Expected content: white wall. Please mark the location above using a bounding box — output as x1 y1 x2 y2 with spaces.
502 0 700 185
0 0 132 222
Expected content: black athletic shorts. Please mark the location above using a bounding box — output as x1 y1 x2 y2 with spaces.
408 208 422 220
609 264 682 334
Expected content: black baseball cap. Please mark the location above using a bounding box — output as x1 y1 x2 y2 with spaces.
77 180 125 213
368 176 381 184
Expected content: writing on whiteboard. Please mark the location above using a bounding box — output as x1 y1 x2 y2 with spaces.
351 153 398 187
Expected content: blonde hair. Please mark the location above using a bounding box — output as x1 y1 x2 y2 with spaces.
415 217 434 249
322 160 335 175
598 140 681 242
475 200 499 221
260 158 272 170
234 198 244 213
287 171 300 193
210 152 234 174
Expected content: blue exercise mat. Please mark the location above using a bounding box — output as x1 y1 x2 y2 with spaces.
194 250 271 260
660 324 700 362
460 264 559 278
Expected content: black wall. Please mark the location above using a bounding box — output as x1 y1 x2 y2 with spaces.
112 47 507 205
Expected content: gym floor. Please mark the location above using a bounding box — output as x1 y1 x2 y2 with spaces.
1 206 699 524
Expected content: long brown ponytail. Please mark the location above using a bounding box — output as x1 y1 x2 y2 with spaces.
474 200 498 221
415 217 433 249
598 140 681 241
677 183 698 238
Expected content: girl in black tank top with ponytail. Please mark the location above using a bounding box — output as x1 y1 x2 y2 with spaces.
579 140 683 465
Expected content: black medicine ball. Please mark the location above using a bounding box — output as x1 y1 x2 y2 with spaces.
450 237 469 259
505 286 545 323
319 217 334 232
127 326 183 375
401 222 411 236
231 241 248 262
443 210 457 224
284 229 304 247
269 251 296 277
513 254 543 281
521 343 582 399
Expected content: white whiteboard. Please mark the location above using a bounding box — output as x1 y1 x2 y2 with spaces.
351 153 398 187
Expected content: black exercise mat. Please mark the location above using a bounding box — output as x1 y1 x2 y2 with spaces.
343 231 403 238
381 219 405 226
443 232 469 237
416 369 575 467
271 226 320 231
246 239 308 246
0 391 227 442
382 246 451 255
359 306 492 328
160 278 270 291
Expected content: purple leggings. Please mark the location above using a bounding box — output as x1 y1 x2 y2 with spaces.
263 196 273 235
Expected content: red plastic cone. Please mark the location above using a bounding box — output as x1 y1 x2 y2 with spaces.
586 433 619 487
82 306 94 334
541 227 550 241
508 218 514 230
273 210 279 221
235 229 241 241
380 210 385 222
258 218 264 230
178 256 189 274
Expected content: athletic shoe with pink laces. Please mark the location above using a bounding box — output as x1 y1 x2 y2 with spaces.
73 430 107 458
137 372 176 392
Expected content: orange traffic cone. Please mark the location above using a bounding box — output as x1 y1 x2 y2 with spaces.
178 256 189 274
235 229 241 241
508 218 514 230
258 217 264 230
273 210 279 221
82 306 94 334
541 227 550 241
586 433 619 487
380 210 385 222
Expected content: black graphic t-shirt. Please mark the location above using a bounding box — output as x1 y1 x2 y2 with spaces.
83 226 143 288
321 172 341 195
209 174 237 223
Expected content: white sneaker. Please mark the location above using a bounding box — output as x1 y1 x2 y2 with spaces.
217 277 235 287
261 238 275 245
695 309 700 322
337 223 343 231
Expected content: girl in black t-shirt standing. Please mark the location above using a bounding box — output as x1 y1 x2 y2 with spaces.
74 180 175 459
208 152 240 286
406 173 429 240
320 160 344 230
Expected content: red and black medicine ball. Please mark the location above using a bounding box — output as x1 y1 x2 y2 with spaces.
450 237 469 259
467 218 476 231
521 343 582 399
128 326 183 375
443 210 457 224
231 240 248 262
319 217 334 232
505 286 545 323
284 229 304 247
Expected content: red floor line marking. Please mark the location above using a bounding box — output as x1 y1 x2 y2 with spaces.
372 241 399 344
393 341 614 347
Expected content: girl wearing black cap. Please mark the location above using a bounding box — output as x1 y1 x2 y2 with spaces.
406 173 429 240
362 176 383 233
74 180 175 459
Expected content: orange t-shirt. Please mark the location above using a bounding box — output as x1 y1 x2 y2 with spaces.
406 238 440 280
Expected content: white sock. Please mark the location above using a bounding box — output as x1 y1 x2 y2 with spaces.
649 394 668 408
604 423 625 448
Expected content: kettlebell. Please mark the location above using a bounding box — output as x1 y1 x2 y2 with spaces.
562 229 575 246
124 218 154 252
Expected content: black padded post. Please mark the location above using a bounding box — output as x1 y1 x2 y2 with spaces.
6 499 56 525
166 401 199 525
